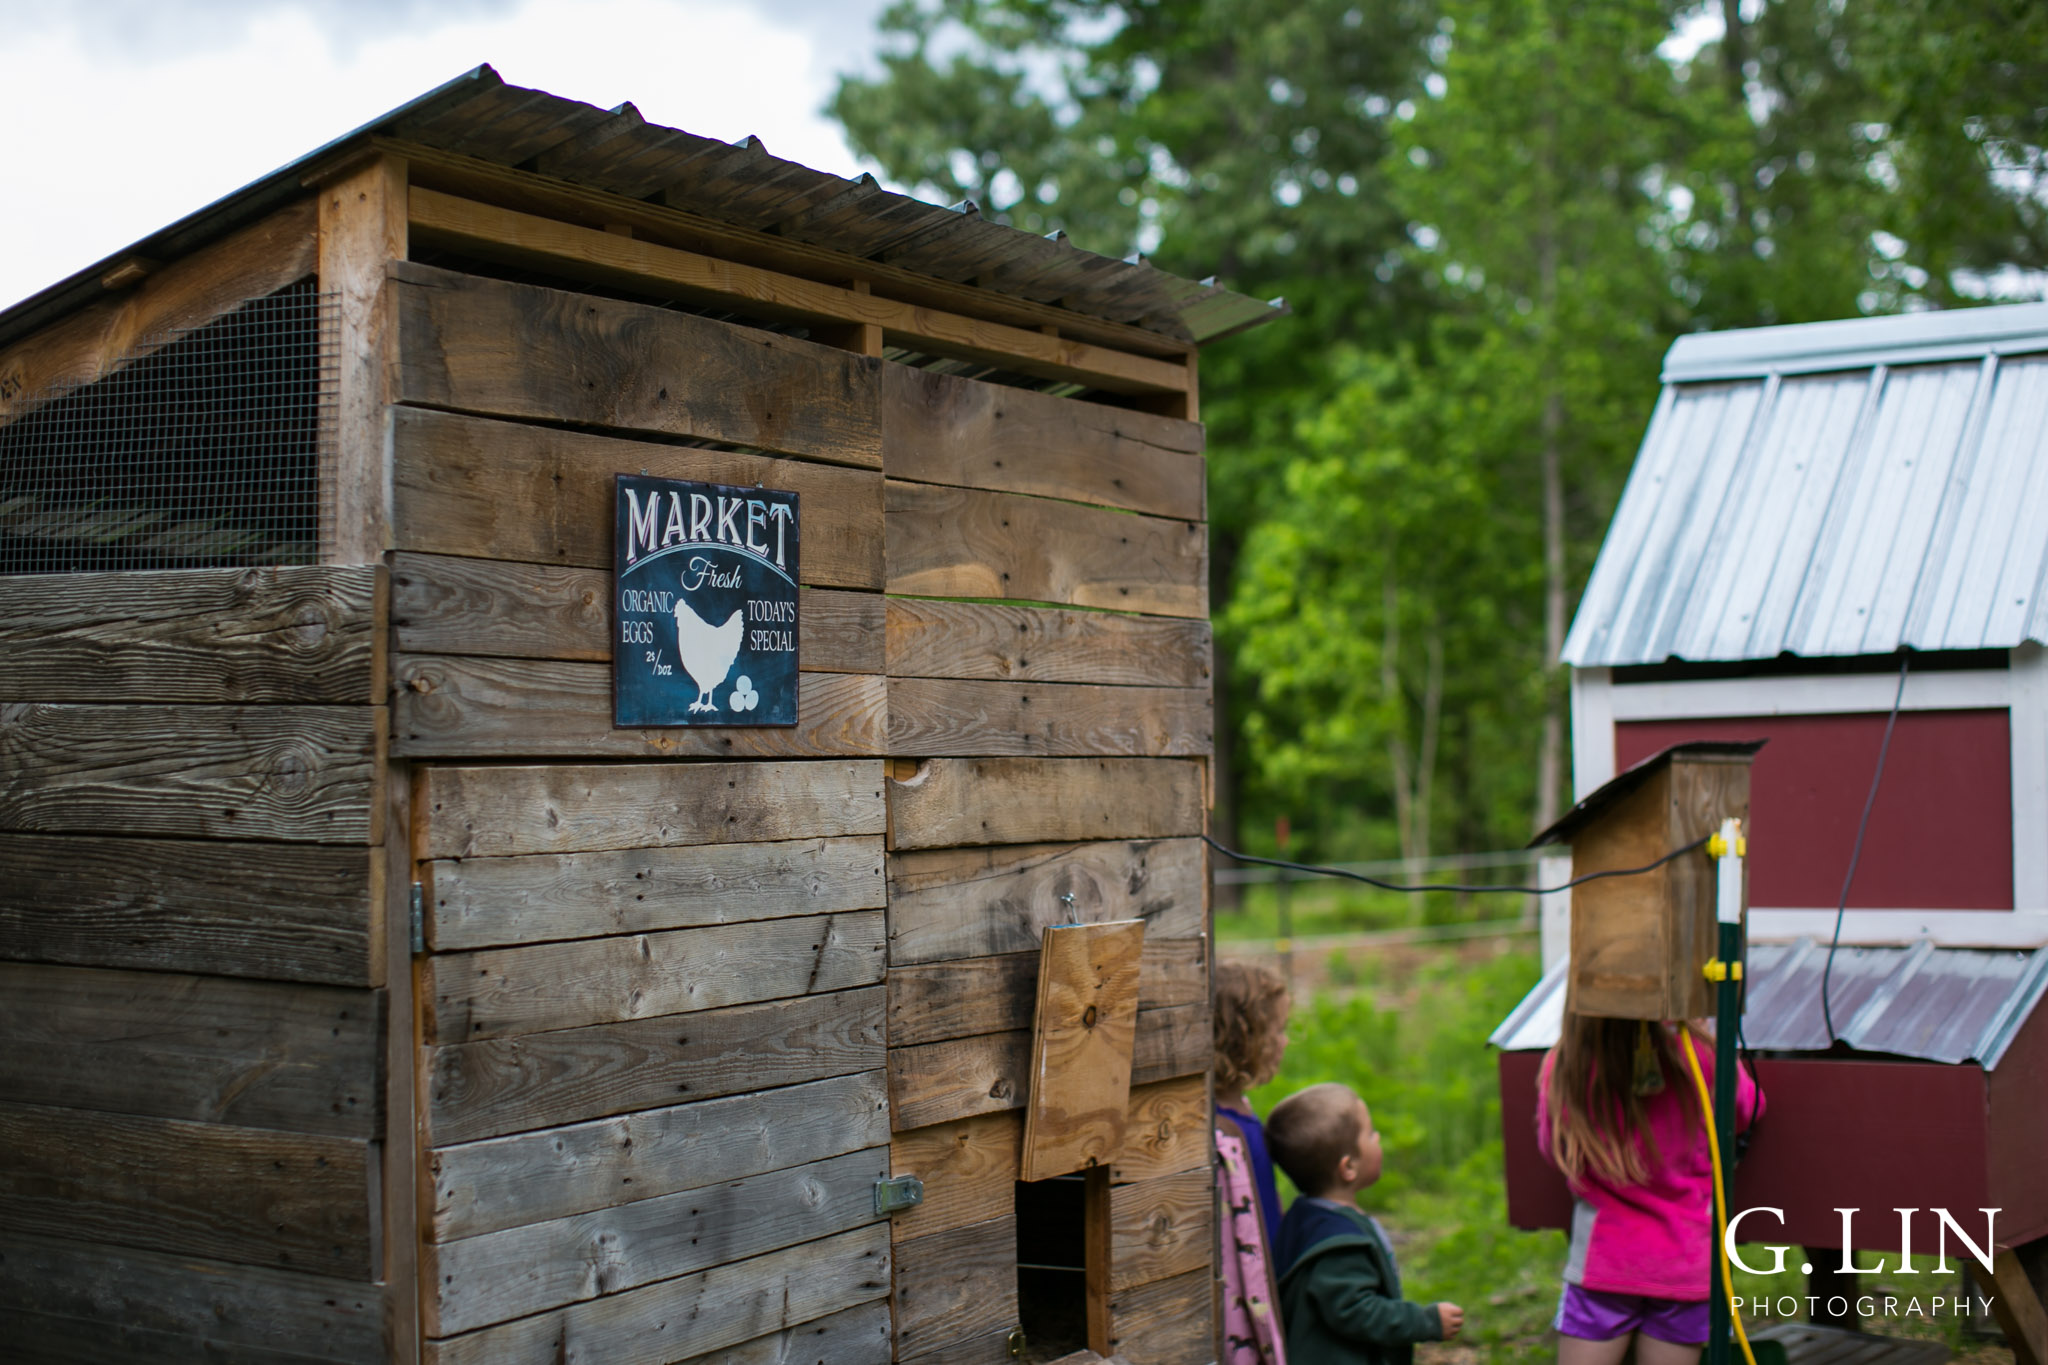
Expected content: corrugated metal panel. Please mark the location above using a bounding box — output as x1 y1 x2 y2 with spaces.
1564 308 2048 666
1663 302 2048 382
1489 940 2048 1068
0 65 1284 355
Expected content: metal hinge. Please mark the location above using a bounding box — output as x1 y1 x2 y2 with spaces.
409 882 425 955
873 1174 924 1217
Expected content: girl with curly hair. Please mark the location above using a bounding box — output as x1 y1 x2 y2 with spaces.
1215 959 1292 1235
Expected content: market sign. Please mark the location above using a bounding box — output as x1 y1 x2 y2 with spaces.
613 474 800 728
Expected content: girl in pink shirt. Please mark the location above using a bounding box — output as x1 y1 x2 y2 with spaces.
1536 1014 1763 1365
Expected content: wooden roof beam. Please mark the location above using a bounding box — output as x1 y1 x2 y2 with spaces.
374 138 1197 360
406 187 1191 398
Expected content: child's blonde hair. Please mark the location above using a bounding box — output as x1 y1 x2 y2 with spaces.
1546 1014 1700 1186
1213 960 1290 1095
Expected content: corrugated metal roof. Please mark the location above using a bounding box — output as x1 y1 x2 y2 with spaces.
1564 305 2048 667
0 65 1283 356
1488 939 2048 1069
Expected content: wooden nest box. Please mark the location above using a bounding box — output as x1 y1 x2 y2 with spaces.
1531 741 1761 1021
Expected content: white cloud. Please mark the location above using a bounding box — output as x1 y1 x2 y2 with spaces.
0 0 889 311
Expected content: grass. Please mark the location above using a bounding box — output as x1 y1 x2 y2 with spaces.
1235 940 2012 1363
1215 874 1539 942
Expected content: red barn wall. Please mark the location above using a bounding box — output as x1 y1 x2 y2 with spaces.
1987 995 2048 1247
1498 1049 2041 1251
1616 711 2012 910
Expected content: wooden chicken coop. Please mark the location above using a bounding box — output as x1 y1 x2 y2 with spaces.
0 67 1283 1364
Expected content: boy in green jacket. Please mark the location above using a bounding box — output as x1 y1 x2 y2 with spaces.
1268 1083 1464 1365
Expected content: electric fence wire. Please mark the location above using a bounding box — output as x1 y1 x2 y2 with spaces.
1199 833 1709 896
1820 654 1912 1044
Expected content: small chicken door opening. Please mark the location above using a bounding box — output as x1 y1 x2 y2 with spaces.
1014 1167 1110 1361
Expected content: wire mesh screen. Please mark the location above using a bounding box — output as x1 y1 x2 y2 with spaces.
0 280 336 574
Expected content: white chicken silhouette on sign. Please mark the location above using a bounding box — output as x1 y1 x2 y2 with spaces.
672 599 745 713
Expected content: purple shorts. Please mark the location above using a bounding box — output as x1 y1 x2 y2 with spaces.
1555 1284 1709 1345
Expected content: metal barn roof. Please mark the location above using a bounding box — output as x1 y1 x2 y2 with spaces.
1563 303 2048 667
0 65 1283 356
1489 939 2048 1069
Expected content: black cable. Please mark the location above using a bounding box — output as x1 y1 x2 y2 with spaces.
1200 832 1709 896
1820 654 1910 1045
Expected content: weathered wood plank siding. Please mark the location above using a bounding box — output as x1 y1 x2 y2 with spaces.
384 266 909 1361
878 364 1215 1360
0 526 390 1360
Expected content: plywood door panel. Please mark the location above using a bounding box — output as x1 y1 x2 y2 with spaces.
0 1232 381 1364
0 963 380 1137
0 833 378 984
887 758 1204 851
0 565 385 704
885 678 1211 758
885 481 1206 618
670 1299 892 1365
391 655 886 759
1112 1077 1210 1185
887 938 1208 1047
891 1214 1021 1362
389 407 885 587
1019 921 1145 1182
884 599 1210 688
421 834 885 951
424 1147 890 1335
0 704 384 843
422 910 884 1042
888 1005 1208 1131
885 1110 1023 1244
0 1101 373 1277
886 839 1205 965
391 552 882 673
390 263 883 467
429 1071 890 1242
422 1224 890 1365
1108 1169 1213 1291
880 365 1203 520
1106 1266 1213 1364
424 985 885 1144
413 759 885 859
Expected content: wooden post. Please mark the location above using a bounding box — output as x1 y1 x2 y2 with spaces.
1988 1244 2048 1365
1084 1164 1113 1355
382 762 418 1364
316 153 408 565
812 280 885 357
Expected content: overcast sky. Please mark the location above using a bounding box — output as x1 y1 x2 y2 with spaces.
0 0 892 311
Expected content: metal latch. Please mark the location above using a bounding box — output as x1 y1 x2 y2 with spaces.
874 1174 924 1216
1006 1329 1026 1358
409 882 425 955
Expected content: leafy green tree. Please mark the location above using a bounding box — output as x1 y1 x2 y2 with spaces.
831 0 2048 871
832 0 1443 854
1864 0 2048 301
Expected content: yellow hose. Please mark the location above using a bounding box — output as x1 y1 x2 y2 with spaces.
1682 1026 1758 1365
